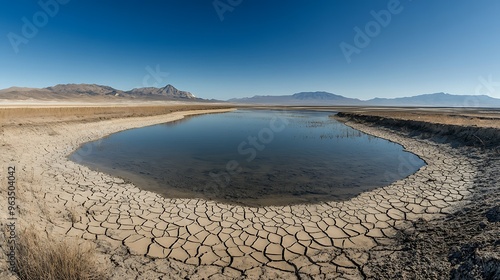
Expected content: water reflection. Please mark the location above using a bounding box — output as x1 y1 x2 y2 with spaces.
71 109 425 206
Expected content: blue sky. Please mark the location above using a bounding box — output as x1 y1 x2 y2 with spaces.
1 0 500 100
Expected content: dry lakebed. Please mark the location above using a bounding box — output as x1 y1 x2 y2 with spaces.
0 104 499 279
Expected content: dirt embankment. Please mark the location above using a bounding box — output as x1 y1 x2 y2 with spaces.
336 111 500 280
335 112 500 149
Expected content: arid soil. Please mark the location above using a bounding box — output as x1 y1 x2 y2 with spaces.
0 102 230 125
336 107 500 129
335 111 500 280
0 104 498 279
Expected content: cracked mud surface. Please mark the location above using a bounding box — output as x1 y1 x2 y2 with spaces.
0 108 495 279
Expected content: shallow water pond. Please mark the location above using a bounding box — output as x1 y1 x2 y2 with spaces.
71 110 425 206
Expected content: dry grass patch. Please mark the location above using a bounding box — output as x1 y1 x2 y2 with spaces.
0 104 232 124
14 227 108 280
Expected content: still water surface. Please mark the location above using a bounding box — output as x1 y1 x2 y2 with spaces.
71 110 425 206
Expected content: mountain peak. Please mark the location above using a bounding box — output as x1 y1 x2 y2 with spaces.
128 84 196 99
0 83 198 100
46 83 122 95
366 92 500 107
229 91 500 107
160 84 195 98
229 91 362 105
292 91 345 100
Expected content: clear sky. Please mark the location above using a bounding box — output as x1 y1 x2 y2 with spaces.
1 0 500 100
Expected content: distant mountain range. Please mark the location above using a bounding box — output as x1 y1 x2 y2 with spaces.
229 92 500 107
229 92 363 106
2 85 500 107
0 84 197 100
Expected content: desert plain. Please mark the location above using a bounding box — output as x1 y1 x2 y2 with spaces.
0 102 499 279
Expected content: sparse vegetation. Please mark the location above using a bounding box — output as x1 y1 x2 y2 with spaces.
14 227 108 280
67 207 80 224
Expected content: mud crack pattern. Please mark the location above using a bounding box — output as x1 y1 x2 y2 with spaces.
0 110 478 279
